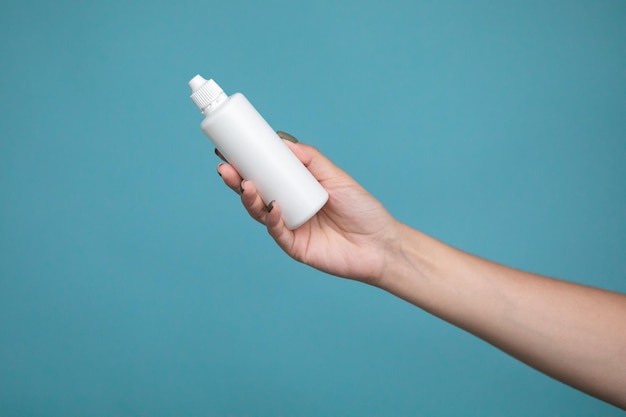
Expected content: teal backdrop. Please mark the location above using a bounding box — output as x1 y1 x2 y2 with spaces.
1 0 625 415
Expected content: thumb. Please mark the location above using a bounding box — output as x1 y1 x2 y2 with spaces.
283 140 347 183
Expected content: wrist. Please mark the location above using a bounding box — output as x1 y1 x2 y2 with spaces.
376 223 428 290
375 222 451 311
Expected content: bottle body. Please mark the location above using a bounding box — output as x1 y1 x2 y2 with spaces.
200 93 328 229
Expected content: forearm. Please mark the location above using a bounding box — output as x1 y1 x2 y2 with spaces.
379 222 626 409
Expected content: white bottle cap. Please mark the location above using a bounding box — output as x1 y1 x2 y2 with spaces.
189 74 227 112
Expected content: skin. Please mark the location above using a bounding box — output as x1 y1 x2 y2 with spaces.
215 136 626 410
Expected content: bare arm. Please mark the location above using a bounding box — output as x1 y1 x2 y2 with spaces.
384 224 626 409
216 138 626 409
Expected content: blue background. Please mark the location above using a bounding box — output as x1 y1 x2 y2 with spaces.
1 0 625 415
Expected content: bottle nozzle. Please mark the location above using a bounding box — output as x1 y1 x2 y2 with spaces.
189 74 226 113
189 74 207 92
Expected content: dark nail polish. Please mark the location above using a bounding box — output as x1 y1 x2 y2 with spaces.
276 131 299 143
267 200 275 213
214 148 227 162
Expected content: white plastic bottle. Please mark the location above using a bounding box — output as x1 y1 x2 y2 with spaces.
189 75 329 229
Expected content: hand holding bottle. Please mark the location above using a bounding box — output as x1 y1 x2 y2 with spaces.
217 138 401 285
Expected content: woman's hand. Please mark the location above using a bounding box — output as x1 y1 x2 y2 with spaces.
214 133 626 409
216 136 400 285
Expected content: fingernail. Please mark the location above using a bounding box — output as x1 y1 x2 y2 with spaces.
214 148 227 162
266 200 275 213
276 131 299 143
217 163 223 177
239 180 246 194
